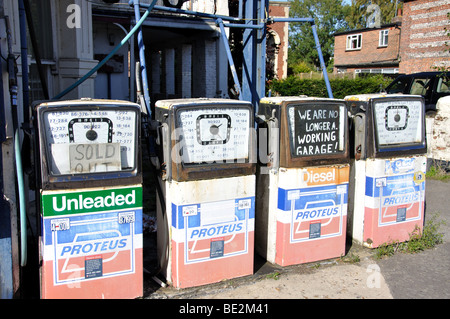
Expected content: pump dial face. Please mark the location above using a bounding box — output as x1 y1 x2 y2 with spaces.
196 114 231 145
41 108 137 175
385 105 408 131
176 107 250 164
374 100 423 146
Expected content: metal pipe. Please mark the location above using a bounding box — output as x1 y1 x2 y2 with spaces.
132 0 152 115
4 16 18 130
258 0 267 107
216 18 243 99
311 22 333 98
270 17 333 99
23 0 49 100
52 0 158 105
238 0 243 20
271 17 314 23
113 22 134 102
14 129 27 267
221 22 264 29
4 15 27 267
136 2 241 22
19 0 29 120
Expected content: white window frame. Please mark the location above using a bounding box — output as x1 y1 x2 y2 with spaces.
346 34 362 50
379 30 389 47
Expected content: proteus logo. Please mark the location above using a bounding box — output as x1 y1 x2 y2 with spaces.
53 191 136 212
42 187 142 217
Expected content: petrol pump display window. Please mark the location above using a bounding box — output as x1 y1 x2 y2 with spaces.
287 103 346 158
39 105 139 176
373 99 424 150
175 106 252 165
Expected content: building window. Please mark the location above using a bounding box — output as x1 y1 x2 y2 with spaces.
346 34 362 50
355 68 399 74
379 30 389 47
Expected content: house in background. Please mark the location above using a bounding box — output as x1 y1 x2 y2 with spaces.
333 0 450 76
333 22 401 75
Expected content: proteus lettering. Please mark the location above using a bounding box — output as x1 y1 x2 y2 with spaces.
190 222 244 239
60 238 127 257
383 193 419 206
295 207 339 221
53 190 136 212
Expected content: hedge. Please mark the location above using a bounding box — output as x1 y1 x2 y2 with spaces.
268 75 393 99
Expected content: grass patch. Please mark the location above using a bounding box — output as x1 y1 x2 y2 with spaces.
339 253 361 264
375 214 445 259
266 271 280 280
426 163 450 182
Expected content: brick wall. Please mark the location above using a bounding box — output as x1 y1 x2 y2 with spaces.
267 1 289 79
399 0 450 74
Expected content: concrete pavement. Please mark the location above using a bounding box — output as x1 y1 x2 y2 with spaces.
142 179 449 299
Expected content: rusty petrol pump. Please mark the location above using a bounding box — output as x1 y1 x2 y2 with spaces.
34 99 143 299
345 94 427 248
154 98 256 288
255 97 350 266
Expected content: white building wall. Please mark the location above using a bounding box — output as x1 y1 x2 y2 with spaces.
428 96 450 163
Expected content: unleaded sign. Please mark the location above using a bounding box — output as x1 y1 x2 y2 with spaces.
287 104 346 157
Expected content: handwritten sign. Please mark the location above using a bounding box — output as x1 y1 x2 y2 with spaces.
69 143 121 173
288 104 345 157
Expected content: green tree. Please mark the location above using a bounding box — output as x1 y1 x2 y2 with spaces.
288 0 350 71
345 0 401 29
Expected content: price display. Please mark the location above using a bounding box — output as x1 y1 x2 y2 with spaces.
175 107 251 164
41 108 137 175
373 99 423 146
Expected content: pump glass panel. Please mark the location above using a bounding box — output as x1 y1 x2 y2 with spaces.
175 107 250 164
287 103 346 157
42 108 137 175
373 99 423 146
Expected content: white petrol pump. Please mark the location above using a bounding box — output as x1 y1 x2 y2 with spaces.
154 98 255 288
255 97 350 266
345 94 427 248
34 99 143 299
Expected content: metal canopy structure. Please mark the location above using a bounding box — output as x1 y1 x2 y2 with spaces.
53 0 333 116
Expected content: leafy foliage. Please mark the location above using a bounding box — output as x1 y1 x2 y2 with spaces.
268 74 392 99
375 214 445 259
288 0 401 71
288 0 348 69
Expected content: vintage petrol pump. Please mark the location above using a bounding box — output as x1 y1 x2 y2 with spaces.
345 94 427 248
34 99 143 299
154 98 255 288
256 97 350 266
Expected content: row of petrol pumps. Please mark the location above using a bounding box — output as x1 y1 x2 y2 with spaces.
33 93 427 298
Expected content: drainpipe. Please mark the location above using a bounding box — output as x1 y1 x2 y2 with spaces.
23 0 49 100
19 0 29 119
4 15 27 267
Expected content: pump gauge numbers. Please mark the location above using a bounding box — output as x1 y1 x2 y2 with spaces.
176 107 251 164
374 99 423 146
41 108 137 175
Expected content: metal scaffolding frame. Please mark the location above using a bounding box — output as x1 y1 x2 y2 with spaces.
52 0 333 116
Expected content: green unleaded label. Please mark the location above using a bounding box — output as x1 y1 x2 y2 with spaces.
41 186 142 217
